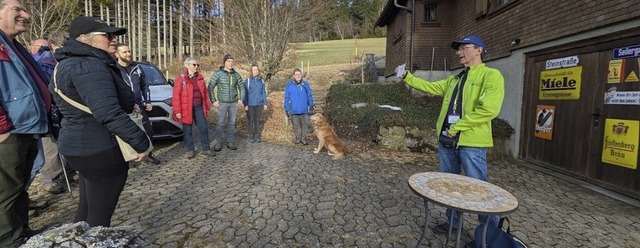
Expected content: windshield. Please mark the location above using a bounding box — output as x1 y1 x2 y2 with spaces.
139 64 169 86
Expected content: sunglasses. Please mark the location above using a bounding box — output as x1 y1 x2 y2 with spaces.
89 32 115 40
191 64 200 67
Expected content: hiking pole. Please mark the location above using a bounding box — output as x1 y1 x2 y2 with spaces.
58 153 74 197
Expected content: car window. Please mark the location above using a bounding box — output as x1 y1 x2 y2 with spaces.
139 64 169 86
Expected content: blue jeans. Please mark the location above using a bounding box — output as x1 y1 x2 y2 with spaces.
438 143 499 229
216 102 238 144
27 138 45 189
183 105 210 152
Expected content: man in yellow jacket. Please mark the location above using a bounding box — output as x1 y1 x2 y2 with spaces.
398 35 505 240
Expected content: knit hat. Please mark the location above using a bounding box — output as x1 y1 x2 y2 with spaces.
223 54 234 64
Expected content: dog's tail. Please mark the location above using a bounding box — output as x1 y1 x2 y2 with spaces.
328 152 345 160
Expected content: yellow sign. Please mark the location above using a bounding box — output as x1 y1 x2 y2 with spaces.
601 119 638 169
534 105 555 140
608 60 622 83
539 66 582 100
626 71 639 82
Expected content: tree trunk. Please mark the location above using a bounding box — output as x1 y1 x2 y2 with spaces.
138 0 143 61
169 0 173 64
156 0 161 67
178 2 183 58
147 0 152 62
189 0 194 57
163 0 167 68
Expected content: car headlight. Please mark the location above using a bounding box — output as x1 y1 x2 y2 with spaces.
163 97 172 106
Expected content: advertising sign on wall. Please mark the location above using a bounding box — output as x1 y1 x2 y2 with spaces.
601 118 639 169
539 66 582 100
604 87 640 105
534 105 555 140
607 58 640 83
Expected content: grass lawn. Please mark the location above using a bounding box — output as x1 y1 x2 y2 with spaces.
297 38 386 66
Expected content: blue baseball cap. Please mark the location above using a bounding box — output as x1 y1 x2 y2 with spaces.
451 35 486 50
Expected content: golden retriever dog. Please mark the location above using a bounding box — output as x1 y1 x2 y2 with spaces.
310 113 345 160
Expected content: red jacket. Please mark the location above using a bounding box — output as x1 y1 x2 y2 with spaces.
172 70 211 124
0 106 13 133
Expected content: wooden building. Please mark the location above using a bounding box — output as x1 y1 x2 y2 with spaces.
376 0 640 198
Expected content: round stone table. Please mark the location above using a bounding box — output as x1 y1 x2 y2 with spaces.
408 172 519 248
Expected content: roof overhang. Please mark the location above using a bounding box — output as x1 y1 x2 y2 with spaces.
375 0 408 27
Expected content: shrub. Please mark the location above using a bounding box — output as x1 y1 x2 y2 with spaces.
327 82 515 141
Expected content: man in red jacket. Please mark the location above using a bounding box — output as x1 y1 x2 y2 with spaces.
172 57 214 159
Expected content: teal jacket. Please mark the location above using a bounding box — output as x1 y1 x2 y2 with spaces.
403 63 504 147
208 67 245 103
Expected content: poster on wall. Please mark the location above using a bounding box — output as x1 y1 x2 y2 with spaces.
604 87 640 105
601 118 639 170
539 66 582 100
610 45 640 83
534 105 555 140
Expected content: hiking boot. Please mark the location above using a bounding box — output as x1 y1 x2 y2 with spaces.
202 150 216 157
29 199 48 210
464 241 476 248
42 183 65 194
433 223 457 235
227 143 237 150
213 143 222 152
186 151 196 159
20 226 47 239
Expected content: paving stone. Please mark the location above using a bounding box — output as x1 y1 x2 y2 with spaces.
25 140 640 247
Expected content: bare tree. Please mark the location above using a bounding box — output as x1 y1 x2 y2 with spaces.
23 0 80 41
224 0 326 79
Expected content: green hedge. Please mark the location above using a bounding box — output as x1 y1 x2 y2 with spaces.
327 83 515 140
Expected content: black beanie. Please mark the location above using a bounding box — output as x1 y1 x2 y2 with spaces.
223 54 234 64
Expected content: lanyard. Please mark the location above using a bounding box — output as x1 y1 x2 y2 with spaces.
451 69 468 114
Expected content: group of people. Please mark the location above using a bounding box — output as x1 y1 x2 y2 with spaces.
172 54 317 158
1 0 504 247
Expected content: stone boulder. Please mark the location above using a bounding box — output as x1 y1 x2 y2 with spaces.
21 222 147 248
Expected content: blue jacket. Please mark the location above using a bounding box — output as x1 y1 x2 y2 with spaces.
33 47 55 80
284 80 314 115
117 62 150 105
0 31 49 134
243 76 267 106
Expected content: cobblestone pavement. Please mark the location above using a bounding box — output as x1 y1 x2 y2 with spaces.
29 139 640 247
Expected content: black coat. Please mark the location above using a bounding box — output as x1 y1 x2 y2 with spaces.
50 39 149 156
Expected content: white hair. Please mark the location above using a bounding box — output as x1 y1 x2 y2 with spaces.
184 57 198 67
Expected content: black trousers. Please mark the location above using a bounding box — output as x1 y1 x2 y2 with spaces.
65 147 128 227
247 105 264 138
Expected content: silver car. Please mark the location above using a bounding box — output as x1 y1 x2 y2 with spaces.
138 63 183 139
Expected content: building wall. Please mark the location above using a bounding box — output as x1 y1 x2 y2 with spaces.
490 18 640 158
384 9 408 76
450 0 640 65
411 0 456 72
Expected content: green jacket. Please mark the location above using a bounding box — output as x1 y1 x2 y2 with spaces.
208 67 245 103
403 63 504 147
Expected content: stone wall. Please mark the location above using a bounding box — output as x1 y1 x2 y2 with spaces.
377 126 509 159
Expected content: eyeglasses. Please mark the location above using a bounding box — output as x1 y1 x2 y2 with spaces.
458 45 478 52
89 32 115 40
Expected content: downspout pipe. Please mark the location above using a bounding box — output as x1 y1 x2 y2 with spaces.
394 0 415 72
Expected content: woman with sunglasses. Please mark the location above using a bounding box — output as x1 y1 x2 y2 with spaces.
172 57 214 159
50 16 150 227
